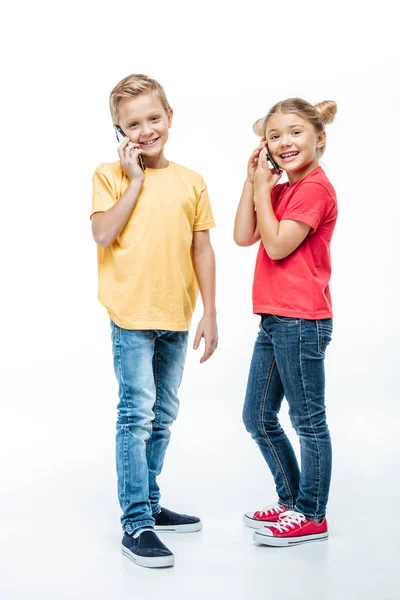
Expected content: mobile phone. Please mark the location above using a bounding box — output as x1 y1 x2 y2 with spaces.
114 125 146 171
266 145 281 174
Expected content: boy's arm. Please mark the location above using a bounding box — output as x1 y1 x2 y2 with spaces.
192 230 218 363
92 178 143 248
91 140 145 248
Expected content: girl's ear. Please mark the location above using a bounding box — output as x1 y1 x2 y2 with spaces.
168 108 174 128
316 131 326 149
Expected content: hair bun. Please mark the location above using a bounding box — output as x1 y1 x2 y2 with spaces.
252 117 266 137
314 100 337 125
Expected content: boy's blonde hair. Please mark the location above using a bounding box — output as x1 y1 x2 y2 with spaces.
253 98 337 157
109 74 170 123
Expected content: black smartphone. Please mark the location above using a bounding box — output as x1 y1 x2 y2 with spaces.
114 125 146 171
266 145 281 174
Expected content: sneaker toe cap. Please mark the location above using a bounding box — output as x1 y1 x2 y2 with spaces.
254 526 274 537
135 547 173 558
155 508 200 526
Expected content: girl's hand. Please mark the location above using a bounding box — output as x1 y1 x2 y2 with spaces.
247 139 267 183
118 139 145 182
254 146 282 191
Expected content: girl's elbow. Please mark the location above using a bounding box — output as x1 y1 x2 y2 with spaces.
234 232 251 247
266 246 289 261
267 252 281 261
263 242 280 260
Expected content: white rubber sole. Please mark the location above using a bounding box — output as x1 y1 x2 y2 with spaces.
121 545 175 568
243 514 278 529
253 530 329 547
155 521 202 533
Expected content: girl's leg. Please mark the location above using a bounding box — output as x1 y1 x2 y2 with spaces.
243 319 300 509
268 315 333 520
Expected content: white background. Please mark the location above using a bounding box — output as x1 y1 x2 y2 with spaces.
1 1 399 598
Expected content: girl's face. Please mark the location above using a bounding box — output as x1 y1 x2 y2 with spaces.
265 112 325 184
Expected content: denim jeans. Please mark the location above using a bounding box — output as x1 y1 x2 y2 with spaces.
243 314 333 520
110 321 188 534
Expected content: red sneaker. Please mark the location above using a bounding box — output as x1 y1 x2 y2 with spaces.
243 502 286 528
253 511 329 546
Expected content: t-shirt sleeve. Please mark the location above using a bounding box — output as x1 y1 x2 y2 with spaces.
281 182 334 233
193 178 216 231
91 166 117 218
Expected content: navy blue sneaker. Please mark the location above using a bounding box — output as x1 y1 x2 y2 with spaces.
154 507 202 533
121 530 174 568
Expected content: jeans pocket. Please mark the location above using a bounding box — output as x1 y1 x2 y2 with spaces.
272 315 300 325
316 319 333 357
110 319 121 348
259 317 270 338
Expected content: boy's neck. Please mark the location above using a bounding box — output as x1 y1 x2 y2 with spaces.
145 152 169 170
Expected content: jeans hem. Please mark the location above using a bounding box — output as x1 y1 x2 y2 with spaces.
294 506 326 520
152 505 162 517
123 519 155 535
278 500 293 511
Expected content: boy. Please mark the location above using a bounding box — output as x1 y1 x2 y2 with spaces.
91 74 217 569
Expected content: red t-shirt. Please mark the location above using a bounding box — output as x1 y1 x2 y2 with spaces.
252 166 338 319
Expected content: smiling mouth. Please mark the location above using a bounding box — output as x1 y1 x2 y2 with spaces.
280 151 299 159
140 137 160 147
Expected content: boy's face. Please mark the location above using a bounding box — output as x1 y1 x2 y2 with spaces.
116 93 173 158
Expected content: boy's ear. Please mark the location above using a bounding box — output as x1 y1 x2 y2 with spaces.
168 108 173 128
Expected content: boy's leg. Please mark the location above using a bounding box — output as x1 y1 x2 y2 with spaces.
111 322 157 534
242 318 300 511
270 316 333 521
147 330 189 515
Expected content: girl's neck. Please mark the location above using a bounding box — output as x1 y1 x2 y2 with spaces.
287 160 319 185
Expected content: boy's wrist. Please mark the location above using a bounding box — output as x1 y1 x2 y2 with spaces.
203 308 217 318
128 176 144 189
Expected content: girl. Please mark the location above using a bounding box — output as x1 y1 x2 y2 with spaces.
234 98 337 547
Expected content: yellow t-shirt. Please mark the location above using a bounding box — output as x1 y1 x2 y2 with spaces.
91 161 215 331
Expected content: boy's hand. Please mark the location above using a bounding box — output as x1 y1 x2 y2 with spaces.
254 146 282 191
247 139 267 184
118 138 145 182
193 315 218 363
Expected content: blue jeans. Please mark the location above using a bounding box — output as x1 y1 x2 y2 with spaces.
243 314 333 520
111 321 189 534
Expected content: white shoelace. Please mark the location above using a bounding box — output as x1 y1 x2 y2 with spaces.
259 502 285 517
270 510 306 532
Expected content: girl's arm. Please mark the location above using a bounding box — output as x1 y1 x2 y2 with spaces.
234 141 267 246
234 179 260 246
254 149 310 260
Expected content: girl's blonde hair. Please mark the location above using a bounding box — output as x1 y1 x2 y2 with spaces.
253 98 337 157
109 74 170 123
